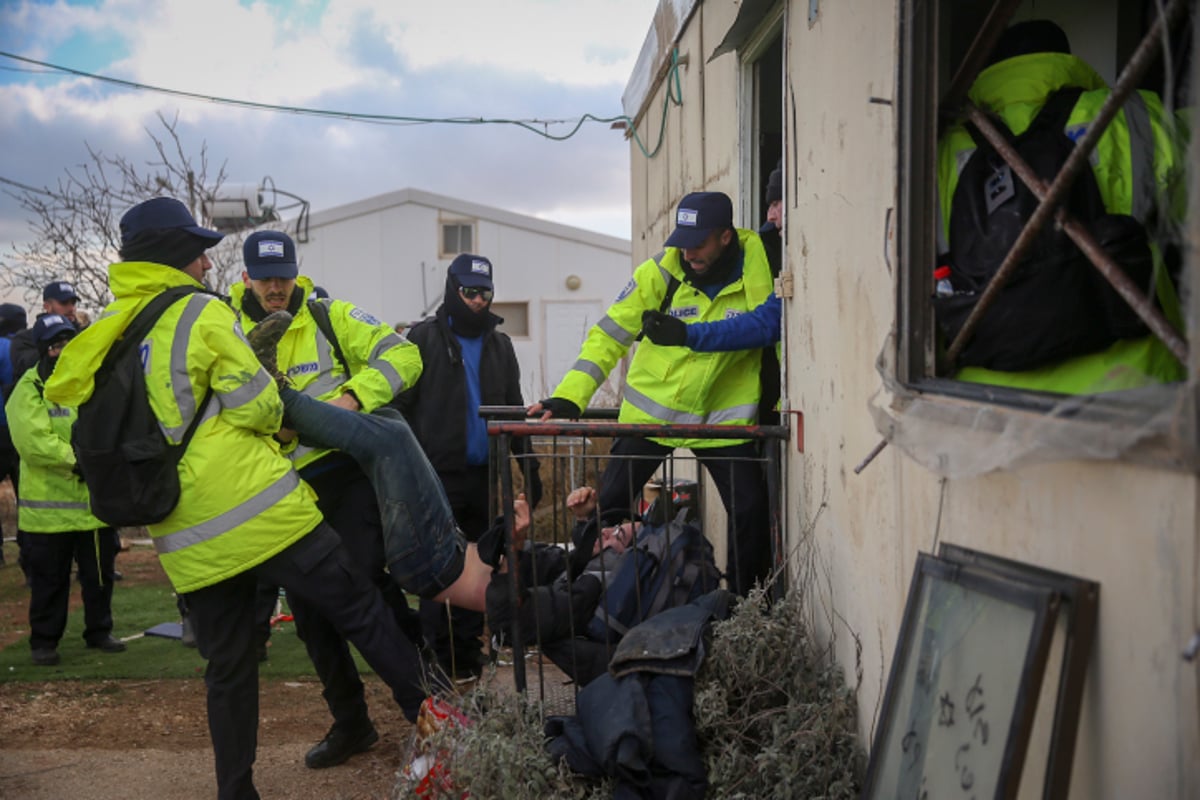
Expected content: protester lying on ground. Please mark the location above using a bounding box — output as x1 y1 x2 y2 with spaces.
476 485 720 686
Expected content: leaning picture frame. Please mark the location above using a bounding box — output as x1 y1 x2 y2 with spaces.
936 543 1099 798
861 552 1061 799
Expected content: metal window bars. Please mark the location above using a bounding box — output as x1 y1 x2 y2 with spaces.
856 0 1192 474
481 405 787 710
940 0 1191 367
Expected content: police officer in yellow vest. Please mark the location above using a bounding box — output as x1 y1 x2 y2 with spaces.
229 230 425 770
530 191 775 595
936 20 1185 394
8 314 126 666
45 198 435 800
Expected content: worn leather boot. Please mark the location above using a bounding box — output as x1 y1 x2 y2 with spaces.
31 647 60 666
245 310 293 386
86 635 127 653
304 721 379 769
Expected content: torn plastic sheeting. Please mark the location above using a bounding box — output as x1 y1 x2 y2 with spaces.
867 333 1190 478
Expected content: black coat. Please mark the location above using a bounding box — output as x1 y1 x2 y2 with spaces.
394 305 540 484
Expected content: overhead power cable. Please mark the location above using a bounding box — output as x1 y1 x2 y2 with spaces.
0 49 684 158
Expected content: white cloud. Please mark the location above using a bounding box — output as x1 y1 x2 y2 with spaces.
0 0 660 255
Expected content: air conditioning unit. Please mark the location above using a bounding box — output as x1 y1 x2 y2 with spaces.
203 183 279 232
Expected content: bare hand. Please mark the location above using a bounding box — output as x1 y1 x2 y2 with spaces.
566 486 597 520
327 392 361 412
526 401 551 422
275 427 298 443
512 492 530 550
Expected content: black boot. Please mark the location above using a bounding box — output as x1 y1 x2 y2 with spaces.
245 310 293 386
304 721 379 769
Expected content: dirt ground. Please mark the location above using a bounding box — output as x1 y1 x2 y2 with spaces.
0 542 555 800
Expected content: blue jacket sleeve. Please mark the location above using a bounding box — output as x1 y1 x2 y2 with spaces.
685 293 781 352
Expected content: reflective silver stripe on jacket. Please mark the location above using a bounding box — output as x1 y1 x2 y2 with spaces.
657 261 673 288
1123 91 1155 223
152 470 302 555
221 370 273 411
622 384 758 426
19 499 90 511
571 359 607 385
597 315 637 347
367 334 406 394
300 328 341 399
161 294 211 442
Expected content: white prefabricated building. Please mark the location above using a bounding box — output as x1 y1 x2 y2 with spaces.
291 188 633 404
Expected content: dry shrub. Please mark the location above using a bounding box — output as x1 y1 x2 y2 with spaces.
394 690 613 800
694 586 863 798
398 585 862 799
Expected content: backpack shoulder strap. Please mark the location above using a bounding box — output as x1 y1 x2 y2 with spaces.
1025 86 1086 137
103 286 199 370
100 286 211 453
307 298 351 376
634 254 682 343
961 86 1084 150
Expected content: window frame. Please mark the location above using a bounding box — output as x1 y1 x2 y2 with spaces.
492 301 530 338
438 217 476 259
893 0 1198 470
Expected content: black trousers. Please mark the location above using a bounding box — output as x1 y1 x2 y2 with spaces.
184 522 430 800
27 527 118 650
286 464 422 730
597 437 772 596
420 465 490 676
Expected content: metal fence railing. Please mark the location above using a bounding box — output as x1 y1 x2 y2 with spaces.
480 406 788 710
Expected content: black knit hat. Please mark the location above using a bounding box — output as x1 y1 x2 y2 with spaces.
986 20 1071 68
765 159 783 204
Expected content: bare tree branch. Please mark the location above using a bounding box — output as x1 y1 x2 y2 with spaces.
1 114 245 314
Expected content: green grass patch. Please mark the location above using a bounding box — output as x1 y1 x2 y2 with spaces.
0 543 378 683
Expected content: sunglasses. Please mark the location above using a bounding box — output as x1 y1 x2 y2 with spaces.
459 287 493 301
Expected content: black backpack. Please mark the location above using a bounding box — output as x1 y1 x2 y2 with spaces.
585 511 722 644
72 287 211 527
935 87 1156 372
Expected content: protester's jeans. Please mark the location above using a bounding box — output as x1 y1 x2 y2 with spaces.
279 388 465 598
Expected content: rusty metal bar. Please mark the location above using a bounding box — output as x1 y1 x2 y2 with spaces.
488 419 790 441
964 105 1187 362
941 0 1025 112
945 0 1188 365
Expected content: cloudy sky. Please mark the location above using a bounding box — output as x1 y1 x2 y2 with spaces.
0 0 660 256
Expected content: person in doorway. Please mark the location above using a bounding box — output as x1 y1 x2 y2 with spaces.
394 253 542 681
7 314 125 665
529 191 775 596
44 197 441 800
229 229 426 769
641 161 788 427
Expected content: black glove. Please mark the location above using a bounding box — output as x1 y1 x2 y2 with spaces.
535 397 581 419
641 310 687 346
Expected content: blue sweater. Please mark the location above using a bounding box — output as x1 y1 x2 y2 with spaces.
685 293 781 352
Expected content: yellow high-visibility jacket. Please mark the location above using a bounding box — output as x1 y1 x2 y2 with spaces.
552 229 774 448
937 51 1185 394
6 367 103 532
45 261 322 593
229 276 422 469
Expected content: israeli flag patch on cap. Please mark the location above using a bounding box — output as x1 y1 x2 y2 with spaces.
676 208 699 226
471 259 491 276
258 240 286 258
